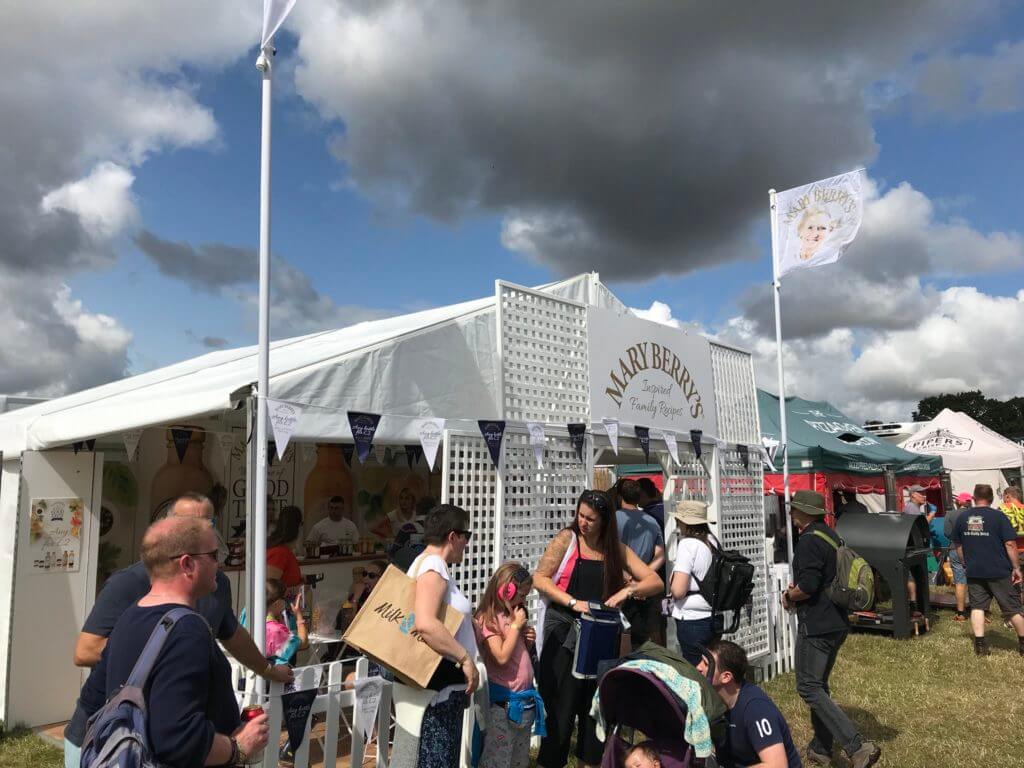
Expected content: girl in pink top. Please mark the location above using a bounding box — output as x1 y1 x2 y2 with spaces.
474 563 546 768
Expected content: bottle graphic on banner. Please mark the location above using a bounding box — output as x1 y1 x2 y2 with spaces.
150 429 214 521
303 443 355 545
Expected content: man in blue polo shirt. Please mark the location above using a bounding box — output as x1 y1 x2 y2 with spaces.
699 639 801 768
951 483 1024 656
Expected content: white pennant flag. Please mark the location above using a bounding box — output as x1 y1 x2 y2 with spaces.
122 429 142 462
601 418 620 455
417 418 445 471
261 0 297 49
216 432 236 469
267 399 301 460
354 677 385 742
526 421 545 469
774 169 865 279
658 429 680 467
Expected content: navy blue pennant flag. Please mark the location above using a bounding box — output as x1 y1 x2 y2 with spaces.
690 429 703 460
347 412 382 464
281 687 317 751
73 442 84 454
567 423 586 463
85 439 96 452
738 444 750 469
478 420 506 469
405 444 422 469
267 442 275 466
341 443 355 466
635 426 650 463
171 428 192 463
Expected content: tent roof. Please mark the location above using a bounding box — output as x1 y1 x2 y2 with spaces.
758 390 942 476
898 409 1024 471
0 274 623 458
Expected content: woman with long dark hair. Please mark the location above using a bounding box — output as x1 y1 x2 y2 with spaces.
532 490 662 768
267 505 303 589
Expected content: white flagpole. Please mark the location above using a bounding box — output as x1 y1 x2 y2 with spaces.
251 43 274 663
769 189 795 570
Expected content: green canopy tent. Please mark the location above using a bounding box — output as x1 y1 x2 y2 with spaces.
758 390 942 512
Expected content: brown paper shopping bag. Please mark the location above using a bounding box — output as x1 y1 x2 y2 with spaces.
341 563 465 688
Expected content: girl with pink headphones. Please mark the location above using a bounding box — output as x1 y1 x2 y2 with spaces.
473 562 547 768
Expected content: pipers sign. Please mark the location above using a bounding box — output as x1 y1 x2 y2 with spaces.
587 307 717 436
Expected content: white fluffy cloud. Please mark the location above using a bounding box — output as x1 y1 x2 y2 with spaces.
41 163 139 240
630 301 681 329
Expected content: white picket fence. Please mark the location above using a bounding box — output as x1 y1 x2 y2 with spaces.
229 656 392 768
765 563 796 677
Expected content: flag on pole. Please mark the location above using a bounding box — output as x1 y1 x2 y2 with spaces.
261 0 297 49
774 169 865 278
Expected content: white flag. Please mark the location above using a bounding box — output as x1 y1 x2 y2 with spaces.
417 418 445 471
658 429 680 467
526 421 545 469
261 0 297 49
774 169 865 278
354 677 385 742
122 429 142 462
216 432 236 468
267 399 300 459
601 418 620 455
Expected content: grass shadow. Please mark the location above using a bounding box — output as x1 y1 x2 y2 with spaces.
844 706 900 743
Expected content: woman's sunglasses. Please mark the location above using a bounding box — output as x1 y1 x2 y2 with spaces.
353 567 383 579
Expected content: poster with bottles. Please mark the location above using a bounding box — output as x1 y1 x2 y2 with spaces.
29 497 83 573
226 431 297 545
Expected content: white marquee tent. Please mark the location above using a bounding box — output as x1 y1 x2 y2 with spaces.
0 273 772 727
899 408 1024 496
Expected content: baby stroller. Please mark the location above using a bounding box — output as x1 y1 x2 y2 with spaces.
595 663 715 768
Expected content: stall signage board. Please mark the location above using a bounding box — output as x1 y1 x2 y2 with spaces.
587 307 718 437
28 497 83 573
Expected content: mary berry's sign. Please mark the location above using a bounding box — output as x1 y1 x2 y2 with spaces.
588 307 717 437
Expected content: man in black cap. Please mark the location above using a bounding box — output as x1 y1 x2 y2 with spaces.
782 490 880 768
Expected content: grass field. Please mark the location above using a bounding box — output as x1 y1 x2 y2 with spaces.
7 608 1022 768
760 609 1023 768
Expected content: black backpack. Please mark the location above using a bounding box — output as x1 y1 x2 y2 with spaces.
693 540 756 634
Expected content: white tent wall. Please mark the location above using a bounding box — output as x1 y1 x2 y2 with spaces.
0 459 21 720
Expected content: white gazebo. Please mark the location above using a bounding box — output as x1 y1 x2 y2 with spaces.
0 273 771 728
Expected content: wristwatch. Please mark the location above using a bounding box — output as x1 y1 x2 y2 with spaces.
568 598 578 609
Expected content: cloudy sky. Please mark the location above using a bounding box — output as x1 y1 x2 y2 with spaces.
3 1 1023 421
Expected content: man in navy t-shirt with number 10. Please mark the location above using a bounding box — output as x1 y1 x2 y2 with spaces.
699 639 802 768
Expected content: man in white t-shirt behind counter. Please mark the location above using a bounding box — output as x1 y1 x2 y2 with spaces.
305 495 360 553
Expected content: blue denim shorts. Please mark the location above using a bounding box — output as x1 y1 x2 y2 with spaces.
948 549 967 585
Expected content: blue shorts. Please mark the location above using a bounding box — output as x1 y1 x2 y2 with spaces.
948 549 967 585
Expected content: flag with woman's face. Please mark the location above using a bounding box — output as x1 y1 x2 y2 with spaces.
774 169 865 278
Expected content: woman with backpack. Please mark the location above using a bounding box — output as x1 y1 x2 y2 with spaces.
667 500 720 666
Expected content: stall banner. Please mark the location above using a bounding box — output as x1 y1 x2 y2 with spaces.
774 169 865 279
417 418 445 471
587 306 718 437
527 421 545 469
634 426 651 463
354 677 385 741
29 497 83 573
122 429 142 462
690 429 703 460
568 423 587 463
268 399 301 459
281 687 316 751
478 420 506 469
602 418 620 455
657 429 680 467
348 412 382 464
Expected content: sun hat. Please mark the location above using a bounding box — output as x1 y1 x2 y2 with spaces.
789 490 827 516
955 492 973 504
671 499 710 526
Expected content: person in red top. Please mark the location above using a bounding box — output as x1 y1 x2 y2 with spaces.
267 505 304 589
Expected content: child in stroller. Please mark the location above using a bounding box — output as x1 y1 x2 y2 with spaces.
593 656 719 768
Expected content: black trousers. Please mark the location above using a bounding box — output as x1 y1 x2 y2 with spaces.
536 620 603 767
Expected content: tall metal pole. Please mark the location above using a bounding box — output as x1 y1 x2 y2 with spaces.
252 44 273 662
770 189 795 569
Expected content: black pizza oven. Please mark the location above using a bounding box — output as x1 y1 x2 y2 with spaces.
835 512 932 639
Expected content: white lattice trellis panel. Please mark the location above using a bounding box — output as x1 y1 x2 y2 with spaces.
442 431 501 606
666 446 713 508
710 342 760 445
717 448 770 660
497 281 590 424
500 429 589 616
